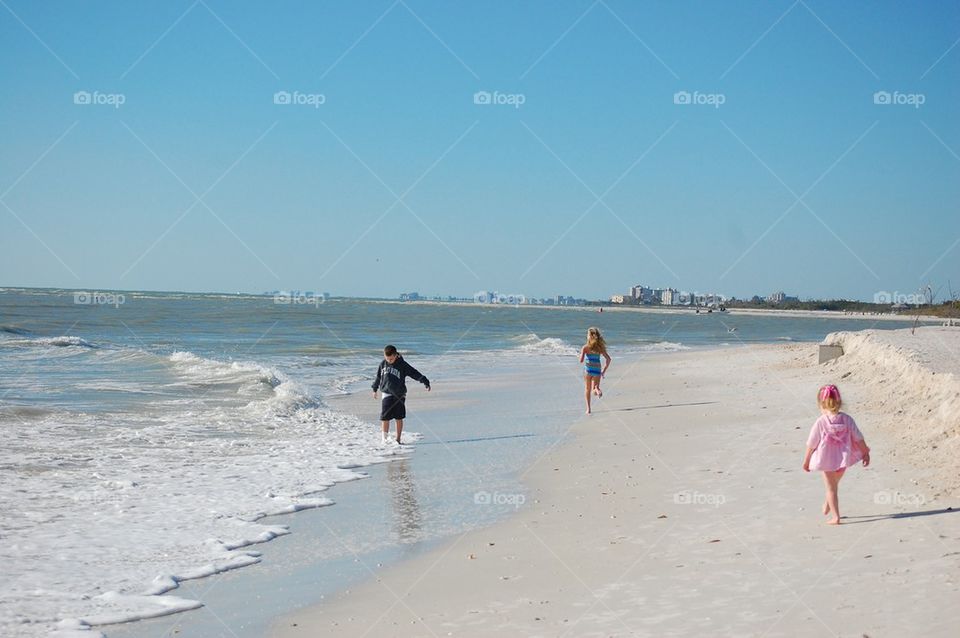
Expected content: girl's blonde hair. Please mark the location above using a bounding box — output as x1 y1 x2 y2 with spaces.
586 327 607 354
817 384 842 413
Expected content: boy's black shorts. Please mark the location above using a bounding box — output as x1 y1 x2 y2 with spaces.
380 395 406 421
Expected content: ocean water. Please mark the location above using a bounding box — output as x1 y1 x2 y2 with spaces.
0 288 919 637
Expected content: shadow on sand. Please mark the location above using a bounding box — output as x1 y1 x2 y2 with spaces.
840 507 957 524
612 401 720 412
418 433 537 445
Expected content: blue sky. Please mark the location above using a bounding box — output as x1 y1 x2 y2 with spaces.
1 0 958 301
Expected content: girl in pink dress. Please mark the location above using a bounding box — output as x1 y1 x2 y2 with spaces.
802 385 871 525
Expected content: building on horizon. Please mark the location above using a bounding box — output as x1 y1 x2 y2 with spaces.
766 291 799 304
614 285 728 307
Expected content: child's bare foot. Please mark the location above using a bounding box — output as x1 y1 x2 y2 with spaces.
585 409 591 415
822 501 830 515
826 517 841 525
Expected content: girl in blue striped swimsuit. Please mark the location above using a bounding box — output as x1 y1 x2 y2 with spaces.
579 326 611 414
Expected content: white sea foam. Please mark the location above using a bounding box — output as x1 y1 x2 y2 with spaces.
506 333 688 357
0 348 413 637
510 333 578 356
169 350 279 386
636 341 690 353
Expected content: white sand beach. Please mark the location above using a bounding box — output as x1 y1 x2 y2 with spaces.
271 328 960 637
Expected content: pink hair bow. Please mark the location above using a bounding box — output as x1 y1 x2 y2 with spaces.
819 385 839 401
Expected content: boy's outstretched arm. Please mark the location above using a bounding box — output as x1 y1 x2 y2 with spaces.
403 361 430 390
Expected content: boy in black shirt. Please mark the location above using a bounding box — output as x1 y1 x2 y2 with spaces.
372 345 430 444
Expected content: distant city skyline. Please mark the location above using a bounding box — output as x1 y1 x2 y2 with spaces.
0 280 944 307
2 2 957 302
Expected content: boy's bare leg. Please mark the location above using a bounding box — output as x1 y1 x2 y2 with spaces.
395 419 403 443
381 420 389 442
